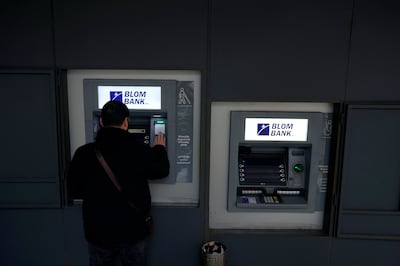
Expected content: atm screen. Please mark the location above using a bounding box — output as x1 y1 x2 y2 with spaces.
244 118 308 141
239 147 287 186
97 85 162 110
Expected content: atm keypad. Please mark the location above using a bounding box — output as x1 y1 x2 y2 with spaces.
263 196 280 204
238 189 281 205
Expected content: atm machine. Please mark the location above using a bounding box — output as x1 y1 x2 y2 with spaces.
208 103 333 230
228 111 331 213
67 70 201 205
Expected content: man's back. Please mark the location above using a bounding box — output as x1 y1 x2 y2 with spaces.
69 127 169 248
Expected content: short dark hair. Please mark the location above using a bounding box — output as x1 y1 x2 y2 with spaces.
100 101 129 127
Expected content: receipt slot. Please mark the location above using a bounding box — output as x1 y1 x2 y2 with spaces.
228 111 331 213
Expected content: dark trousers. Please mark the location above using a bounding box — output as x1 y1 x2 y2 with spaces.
88 240 146 266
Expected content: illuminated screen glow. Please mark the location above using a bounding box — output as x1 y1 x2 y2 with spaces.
244 118 308 141
97 85 161 110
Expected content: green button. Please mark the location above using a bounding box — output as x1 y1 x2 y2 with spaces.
293 164 304 173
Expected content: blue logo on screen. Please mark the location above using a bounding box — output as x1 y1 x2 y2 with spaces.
110 91 123 102
257 124 270 136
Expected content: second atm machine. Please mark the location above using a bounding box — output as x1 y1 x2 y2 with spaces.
228 111 332 215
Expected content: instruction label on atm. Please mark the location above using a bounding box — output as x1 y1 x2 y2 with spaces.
245 118 308 141
175 82 194 183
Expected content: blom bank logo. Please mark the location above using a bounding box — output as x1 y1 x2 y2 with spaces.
110 91 123 102
257 124 270 136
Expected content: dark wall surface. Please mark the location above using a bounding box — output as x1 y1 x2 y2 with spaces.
331 239 400 266
0 0 54 68
338 105 400 238
0 71 60 208
208 0 352 102
346 0 400 101
53 0 208 69
1 0 400 265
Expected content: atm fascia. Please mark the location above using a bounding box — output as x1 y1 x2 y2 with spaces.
83 79 177 184
228 111 331 213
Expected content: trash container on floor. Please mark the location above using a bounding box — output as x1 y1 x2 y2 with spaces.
201 241 226 266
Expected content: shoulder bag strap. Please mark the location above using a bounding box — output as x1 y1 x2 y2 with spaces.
95 149 122 191
95 149 137 209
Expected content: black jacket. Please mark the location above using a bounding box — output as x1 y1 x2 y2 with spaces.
69 127 169 247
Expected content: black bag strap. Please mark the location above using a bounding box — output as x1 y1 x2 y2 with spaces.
95 149 122 191
95 149 137 209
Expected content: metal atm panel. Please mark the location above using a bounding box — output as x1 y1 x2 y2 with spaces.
83 79 178 184
67 70 201 206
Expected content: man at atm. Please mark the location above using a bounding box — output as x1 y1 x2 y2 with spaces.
69 100 170 266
